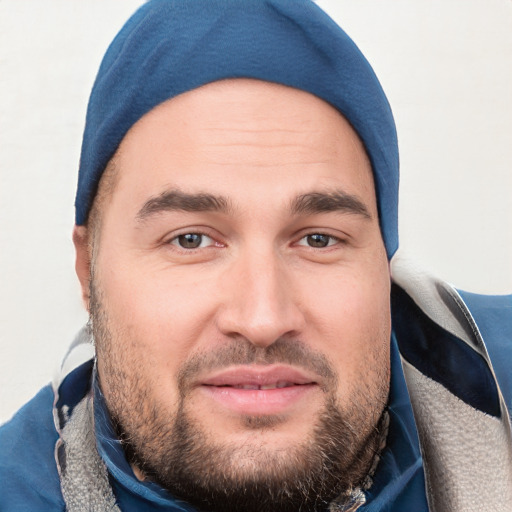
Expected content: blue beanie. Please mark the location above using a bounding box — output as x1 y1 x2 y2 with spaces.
76 0 399 257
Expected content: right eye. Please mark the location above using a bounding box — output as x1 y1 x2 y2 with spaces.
169 233 215 249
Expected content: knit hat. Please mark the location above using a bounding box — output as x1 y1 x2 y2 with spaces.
75 0 399 257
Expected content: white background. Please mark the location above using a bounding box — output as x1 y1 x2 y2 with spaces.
1 0 511 423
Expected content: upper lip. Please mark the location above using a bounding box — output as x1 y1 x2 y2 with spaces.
199 365 317 388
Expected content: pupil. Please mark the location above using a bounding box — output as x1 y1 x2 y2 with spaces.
307 234 329 248
179 233 202 248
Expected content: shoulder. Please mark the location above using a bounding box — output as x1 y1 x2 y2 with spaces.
457 290 512 337
458 290 512 412
0 384 65 511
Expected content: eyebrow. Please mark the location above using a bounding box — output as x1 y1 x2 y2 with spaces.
136 188 371 222
136 190 231 221
291 191 371 219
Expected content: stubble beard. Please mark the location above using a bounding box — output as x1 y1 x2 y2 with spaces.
90 280 390 512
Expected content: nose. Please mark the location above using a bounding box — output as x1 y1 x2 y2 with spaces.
216 248 305 348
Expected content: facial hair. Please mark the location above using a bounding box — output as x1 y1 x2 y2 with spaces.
90 279 389 512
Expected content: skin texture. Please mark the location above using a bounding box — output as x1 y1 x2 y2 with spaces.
74 79 392 511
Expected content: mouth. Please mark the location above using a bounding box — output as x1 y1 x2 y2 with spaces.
214 381 303 390
198 365 319 416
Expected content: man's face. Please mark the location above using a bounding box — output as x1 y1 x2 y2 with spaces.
77 79 391 511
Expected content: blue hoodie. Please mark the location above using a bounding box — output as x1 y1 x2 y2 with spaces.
1 279 511 510
2 1 511 510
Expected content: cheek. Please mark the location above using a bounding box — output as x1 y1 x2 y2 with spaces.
95 260 222 407
302 261 391 387
307 264 390 332
101 260 215 337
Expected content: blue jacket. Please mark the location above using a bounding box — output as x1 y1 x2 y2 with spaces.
1 265 511 511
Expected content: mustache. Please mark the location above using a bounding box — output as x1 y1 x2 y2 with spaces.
177 337 337 393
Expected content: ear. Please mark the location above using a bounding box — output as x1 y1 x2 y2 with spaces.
73 225 92 311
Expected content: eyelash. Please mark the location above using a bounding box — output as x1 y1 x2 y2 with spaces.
167 232 219 250
166 231 344 251
296 233 342 249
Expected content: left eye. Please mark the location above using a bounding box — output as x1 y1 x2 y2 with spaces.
170 233 215 249
297 233 339 248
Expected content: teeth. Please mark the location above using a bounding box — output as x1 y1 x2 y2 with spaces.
231 381 294 390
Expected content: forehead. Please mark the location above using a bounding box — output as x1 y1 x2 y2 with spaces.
107 79 376 216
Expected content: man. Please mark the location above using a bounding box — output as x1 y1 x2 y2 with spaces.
1 1 511 511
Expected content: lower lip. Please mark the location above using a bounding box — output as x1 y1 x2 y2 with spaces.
199 384 317 416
